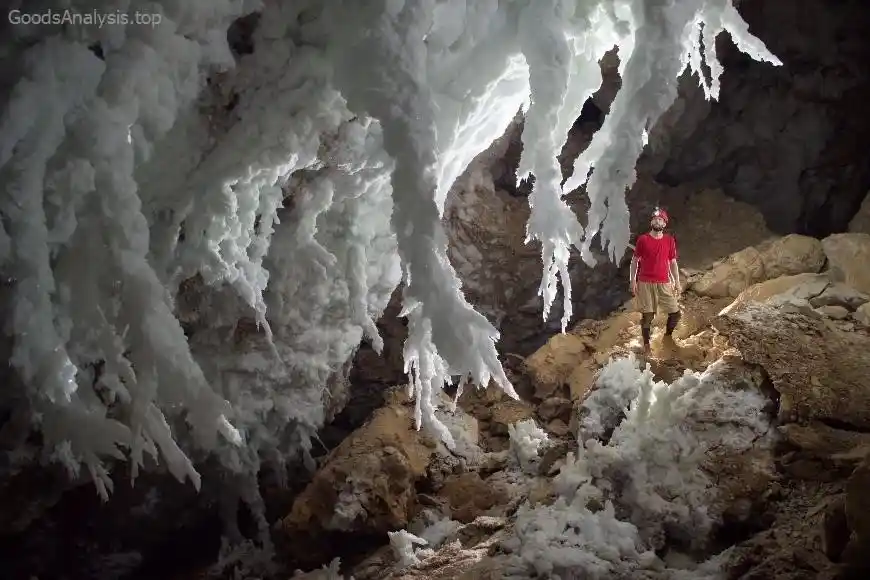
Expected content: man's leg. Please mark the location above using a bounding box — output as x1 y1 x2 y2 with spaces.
659 284 681 350
640 312 654 353
665 311 681 336
635 282 656 355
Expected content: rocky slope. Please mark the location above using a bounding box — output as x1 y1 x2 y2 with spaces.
275 232 870 580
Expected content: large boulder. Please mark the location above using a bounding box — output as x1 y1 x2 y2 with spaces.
719 272 830 316
756 235 827 280
692 245 766 298
278 392 443 566
525 313 641 403
780 422 870 460
821 233 870 295
779 421 870 481
692 234 825 298
691 354 777 529
523 333 590 400
809 282 869 311
713 302 870 430
437 472 512 523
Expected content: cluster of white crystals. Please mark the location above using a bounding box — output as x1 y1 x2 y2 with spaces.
499 355 771 578
0 0 778 496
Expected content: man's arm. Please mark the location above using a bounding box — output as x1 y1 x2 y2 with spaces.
629 237 641 293
669 259 680 293
630 256 639 292
668 236 680 293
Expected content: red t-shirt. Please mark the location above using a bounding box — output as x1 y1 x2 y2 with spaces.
634 233 677 283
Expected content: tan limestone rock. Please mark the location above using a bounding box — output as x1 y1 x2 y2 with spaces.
692 234 825 298
810 281 870 311
438 472 510 523
488 400 535 436
782 422 870 456
719 272 831 316
713 302 870 430
523 333 590 399
816 304 850 319
821 233 870 295
280 400 434 538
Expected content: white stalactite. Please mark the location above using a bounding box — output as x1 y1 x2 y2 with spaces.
0 0 779 495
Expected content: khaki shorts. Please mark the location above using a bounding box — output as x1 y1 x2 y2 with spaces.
635 281 680 314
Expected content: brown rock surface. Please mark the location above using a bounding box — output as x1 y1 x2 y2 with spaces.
279 394 434 540
843 454 870 571
821 233 870 296
438 473 510 523
522 332 590 399
692 234 825 298
781 422 870 460
708 444 777 526
713 302 870 429
725 481 846 580
779 422 870 481
488 400 535 436
816 304 849 319
810 282 870 311
537 397 572 423
822 495 849 562
719 272 830 316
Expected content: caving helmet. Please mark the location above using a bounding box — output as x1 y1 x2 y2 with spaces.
651 207 668 231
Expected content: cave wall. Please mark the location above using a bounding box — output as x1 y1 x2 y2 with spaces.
646 0 870 236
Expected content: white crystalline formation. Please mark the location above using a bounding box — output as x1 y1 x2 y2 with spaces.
0 0 779 494
501 355 772 578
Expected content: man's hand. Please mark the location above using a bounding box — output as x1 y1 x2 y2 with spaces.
630 281 637 296
672 280 681 296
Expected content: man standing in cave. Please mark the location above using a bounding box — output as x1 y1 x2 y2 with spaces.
629 207 682 357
